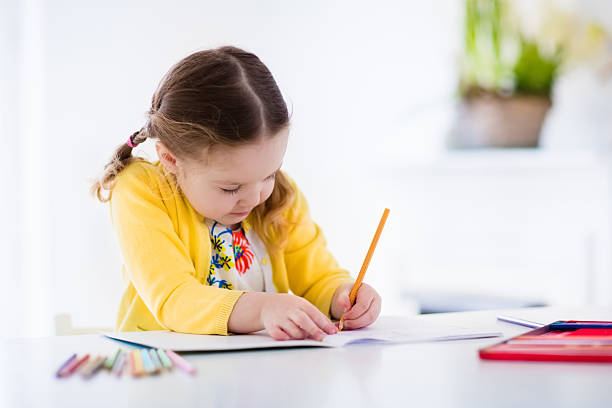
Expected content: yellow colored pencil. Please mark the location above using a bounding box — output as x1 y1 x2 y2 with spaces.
132 350 145 377
339 208 390 331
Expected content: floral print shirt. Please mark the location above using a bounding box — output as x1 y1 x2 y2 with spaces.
204 219 275 292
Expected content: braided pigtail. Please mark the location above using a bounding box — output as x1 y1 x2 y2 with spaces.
90 129 147 202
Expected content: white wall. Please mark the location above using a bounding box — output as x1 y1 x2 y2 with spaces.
0 0 22 336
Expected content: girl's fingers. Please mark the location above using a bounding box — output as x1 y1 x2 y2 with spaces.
268 326 290 341
343 291 374 321
340 291 352 311
281 321 307 340
289 311 326 341
331 286 352 321
342 295 381 330
303 304 337 335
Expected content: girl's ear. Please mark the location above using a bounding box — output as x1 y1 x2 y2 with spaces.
156 142 179 175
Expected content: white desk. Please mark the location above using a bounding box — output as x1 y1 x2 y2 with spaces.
2 307 612 408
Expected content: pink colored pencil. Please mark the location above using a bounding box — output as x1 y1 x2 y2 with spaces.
58 354 90 377
165 350 196 375
127 351 137 377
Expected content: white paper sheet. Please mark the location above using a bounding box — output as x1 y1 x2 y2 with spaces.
104 316 502 352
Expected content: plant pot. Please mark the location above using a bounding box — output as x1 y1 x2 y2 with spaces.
448 94 552 148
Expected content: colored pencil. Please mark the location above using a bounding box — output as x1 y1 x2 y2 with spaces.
112 351 126 377
157 349 173 370
139 349 152 374
104 348 121 370
58 354 90 378
551 321 612 330
165 350 196 375
55 353 77 378
132 350 145 377
497 315 544 329
81 355 106 379
127 351 136 377
140 349 158 375
149 348 163 372
339 208 390 331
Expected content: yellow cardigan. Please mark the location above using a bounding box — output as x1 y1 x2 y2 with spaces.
110 160 353 335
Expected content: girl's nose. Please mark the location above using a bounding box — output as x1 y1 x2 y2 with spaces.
240 188 261 209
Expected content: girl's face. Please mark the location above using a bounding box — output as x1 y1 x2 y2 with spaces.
156 129 289 226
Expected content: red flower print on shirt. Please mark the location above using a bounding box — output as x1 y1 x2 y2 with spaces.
232 230 254 275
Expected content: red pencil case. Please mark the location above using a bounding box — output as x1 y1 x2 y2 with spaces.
479 320 612 363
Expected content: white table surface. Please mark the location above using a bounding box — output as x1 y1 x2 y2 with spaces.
2 307 612 408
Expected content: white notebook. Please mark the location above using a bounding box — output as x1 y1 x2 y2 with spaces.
104 316 502 352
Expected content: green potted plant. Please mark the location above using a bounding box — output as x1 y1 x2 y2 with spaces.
449 0 606 148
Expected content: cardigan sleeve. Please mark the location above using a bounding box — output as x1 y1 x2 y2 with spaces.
110 163 244 335
283 183 354 317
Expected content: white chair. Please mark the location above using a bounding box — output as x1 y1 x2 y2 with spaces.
54 313 113 336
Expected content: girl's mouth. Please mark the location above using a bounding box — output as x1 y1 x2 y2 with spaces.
230 210 250 217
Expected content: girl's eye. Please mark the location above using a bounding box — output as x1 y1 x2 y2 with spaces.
219 173 275 195
221 186 240 195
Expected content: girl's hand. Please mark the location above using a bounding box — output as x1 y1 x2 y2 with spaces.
260 293 338 341
331 282 381 330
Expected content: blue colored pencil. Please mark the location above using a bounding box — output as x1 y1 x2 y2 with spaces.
550 321 612 330
149 348 163 371
140 348 157 375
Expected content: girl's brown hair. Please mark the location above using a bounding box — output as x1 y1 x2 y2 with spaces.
91 46 295 249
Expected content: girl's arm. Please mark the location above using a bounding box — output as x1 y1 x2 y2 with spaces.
111 164 244 335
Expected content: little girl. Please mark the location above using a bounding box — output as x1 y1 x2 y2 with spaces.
92 46 381 341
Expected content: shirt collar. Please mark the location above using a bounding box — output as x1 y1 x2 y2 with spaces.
202 215 253 233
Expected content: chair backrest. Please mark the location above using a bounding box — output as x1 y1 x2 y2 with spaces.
54 313 113 336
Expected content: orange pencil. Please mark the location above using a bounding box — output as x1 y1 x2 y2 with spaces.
339 208 390 331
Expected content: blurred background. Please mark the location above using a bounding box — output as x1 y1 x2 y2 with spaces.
1 0 611 339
